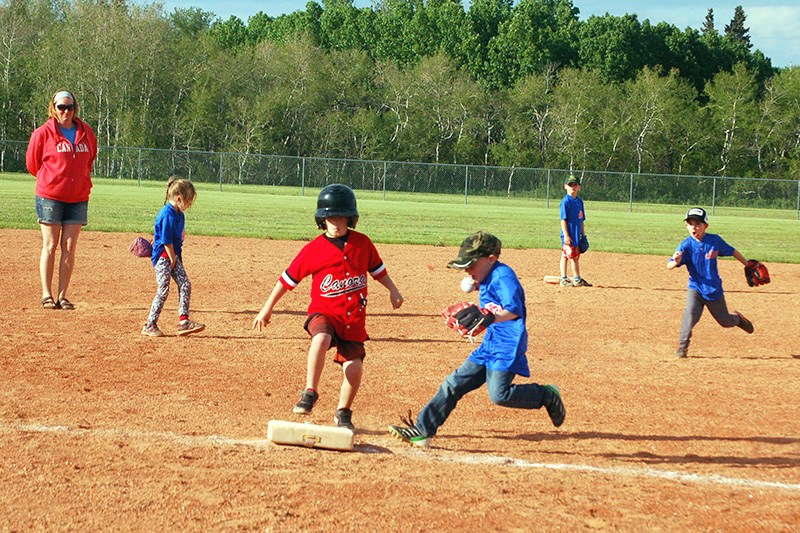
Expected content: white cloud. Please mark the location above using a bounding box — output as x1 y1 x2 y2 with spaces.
747 6 800 67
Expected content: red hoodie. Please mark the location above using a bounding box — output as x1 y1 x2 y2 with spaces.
26 117 98 203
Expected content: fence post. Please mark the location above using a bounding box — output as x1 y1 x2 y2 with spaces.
219 153 223 191
301 157 306 196
137 148 142 187
464 165 469 204
711 176 717 215
629 173 634 212
796 179 800 220
383 161 387 201
546 169 551 209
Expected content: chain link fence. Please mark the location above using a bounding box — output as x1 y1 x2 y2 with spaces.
3 140 799 218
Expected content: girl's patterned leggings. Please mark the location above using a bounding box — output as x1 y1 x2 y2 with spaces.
147 257 191 326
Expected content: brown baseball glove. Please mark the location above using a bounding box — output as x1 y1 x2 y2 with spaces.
442 302 496 340
744 259 770 287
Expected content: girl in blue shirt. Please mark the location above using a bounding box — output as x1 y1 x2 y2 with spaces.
141 176 205 337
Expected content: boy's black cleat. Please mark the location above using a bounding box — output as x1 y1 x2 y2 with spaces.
542 385 566 427
734 311 754 334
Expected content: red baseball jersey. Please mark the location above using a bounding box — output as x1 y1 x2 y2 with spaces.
280 231 388 342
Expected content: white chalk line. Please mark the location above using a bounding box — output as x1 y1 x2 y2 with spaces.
3 422 800 493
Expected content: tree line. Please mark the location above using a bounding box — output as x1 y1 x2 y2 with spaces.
2 0 798 179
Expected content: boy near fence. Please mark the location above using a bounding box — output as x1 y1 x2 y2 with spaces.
667 207 754 358
559 174 591 287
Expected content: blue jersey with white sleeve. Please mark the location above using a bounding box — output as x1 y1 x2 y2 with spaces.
468 261 530 377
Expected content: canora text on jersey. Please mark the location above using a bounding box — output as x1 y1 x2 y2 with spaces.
319 273 367 296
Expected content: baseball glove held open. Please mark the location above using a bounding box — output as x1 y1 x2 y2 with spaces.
744 259 770 287
442 302 495 341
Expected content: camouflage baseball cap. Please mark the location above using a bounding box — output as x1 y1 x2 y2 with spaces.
447 231 502 269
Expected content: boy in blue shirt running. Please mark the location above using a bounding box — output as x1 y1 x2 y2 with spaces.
388 231 566 448
667 207 754 358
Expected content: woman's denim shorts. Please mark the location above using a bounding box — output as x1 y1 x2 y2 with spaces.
36 196 88 225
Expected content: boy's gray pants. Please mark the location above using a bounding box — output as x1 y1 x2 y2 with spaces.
678 288 740 350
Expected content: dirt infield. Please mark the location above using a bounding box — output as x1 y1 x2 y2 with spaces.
1 228 799 530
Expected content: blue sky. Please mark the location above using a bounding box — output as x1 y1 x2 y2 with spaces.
152 1 798 67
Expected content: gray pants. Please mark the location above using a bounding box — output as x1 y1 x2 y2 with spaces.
678 288 740 350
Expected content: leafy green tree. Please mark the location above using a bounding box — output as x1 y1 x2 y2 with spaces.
704 62 759 176
305 48 384 158
548 68 609 170
724 5 751 49
578 14 644 83
378 53 485 164
650 72 711 175
464 0 513 83
701 8 714 34
0 0 56 144
749 67 800 176
499 69 557 167
371 0 425 65
168 6 215 36
487 0 580 89
318 0 369 51
211 16 248 52
624 67 691 173
247 3 324 46
658 25 708 94
30 1 176 148
425 0 474 69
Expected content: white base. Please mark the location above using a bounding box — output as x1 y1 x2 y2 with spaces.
267 419 353 451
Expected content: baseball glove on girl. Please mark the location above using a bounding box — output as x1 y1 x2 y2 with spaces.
129 236 153 258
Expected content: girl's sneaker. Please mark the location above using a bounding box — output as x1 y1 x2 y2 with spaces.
141 323 164 337
177 319 205 336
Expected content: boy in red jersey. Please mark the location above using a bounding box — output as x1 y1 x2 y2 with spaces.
253 184 404 430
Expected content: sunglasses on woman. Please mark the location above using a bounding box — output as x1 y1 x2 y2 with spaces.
56 104 75 111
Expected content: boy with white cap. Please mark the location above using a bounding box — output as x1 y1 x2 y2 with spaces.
667 207 754 358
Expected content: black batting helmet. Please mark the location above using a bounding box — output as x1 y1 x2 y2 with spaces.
315 184 359 229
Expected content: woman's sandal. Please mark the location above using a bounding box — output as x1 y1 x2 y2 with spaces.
40 296 58 310
57 298 75 310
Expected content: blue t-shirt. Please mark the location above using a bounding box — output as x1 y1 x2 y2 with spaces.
151 203 185 266
675 233 735 301
468 261 530 377
58 124 77 146
560 194 585 245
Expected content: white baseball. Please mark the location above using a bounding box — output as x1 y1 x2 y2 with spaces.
460 276 476 293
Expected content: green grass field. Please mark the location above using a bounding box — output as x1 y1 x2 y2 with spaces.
2 173 798 263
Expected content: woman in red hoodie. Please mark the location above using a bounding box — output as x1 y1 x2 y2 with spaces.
26 90 97 310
